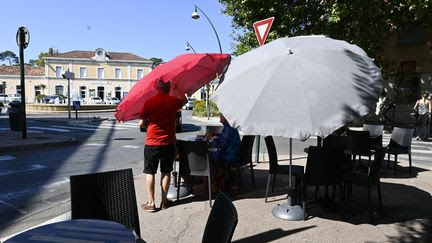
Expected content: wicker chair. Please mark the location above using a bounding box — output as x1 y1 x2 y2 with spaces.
70 168 141 238
202 192 238 243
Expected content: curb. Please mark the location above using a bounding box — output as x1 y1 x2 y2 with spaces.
34 117 109 125
0 137 78 153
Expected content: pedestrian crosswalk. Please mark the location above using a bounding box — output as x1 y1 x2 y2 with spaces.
0 121 140 134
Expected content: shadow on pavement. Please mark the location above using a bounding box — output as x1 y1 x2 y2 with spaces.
0 116 123 236
232 226 316 243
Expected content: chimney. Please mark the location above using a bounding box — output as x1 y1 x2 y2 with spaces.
48 48 53 55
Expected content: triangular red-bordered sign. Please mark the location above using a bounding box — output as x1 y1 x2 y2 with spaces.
253 17 274 46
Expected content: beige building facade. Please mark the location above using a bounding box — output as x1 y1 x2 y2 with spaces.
0 48 153 103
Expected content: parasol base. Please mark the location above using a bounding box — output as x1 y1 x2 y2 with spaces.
272 203 306 221
167 185 189 200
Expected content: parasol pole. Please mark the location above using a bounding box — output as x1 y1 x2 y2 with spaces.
272 138 306 221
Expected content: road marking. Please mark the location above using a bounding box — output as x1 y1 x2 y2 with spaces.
28 126 70 132
0 200 27 214
121 145 141 149
0 127 9 131
113 123 139 128
0 155 16 161
78 124 126 130
410 149 432 154
0 164 46 176
50 125 97 131
85 143 107 146
0 178 70 202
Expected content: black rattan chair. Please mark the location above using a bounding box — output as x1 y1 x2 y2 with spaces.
264 136 304 203
346 147 387 222
302 146 346 217
346 129 372 166
202 192 238 243
70 168 141 238
229 135 256 192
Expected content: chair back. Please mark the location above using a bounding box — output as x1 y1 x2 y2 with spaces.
390 127 414 147
305 146 345 186
237 135 255 166
178 140 209 177
368 148 387 185
346 129 371 155
323 135 352 151
70 168 141 237
202 192 238 243
264 136 279 173
363 124 384 137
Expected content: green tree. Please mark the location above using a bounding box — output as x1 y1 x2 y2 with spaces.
149 57 163 68
218 0 431 76
35 52 48 67
0 51 19 65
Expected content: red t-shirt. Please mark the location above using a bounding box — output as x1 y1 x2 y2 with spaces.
141 93 183 145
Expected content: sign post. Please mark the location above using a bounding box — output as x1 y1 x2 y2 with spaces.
252 17 274 163
16 27 30 139
72 101 81 120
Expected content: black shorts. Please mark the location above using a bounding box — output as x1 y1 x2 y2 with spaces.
144 144 175 174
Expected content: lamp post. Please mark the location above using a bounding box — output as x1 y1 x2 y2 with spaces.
62 70 75 119
16 26 30 139
185 41 197 53
192 5 222 120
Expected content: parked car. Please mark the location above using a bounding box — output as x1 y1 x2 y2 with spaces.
43 95 64 104
104 97 121 105
183 97 195 110
89 96 104 104
8 94 21 103
0 94 8 103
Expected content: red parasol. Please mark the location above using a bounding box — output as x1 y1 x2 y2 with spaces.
115 53 231 122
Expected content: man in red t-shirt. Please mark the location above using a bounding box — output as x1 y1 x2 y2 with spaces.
141 80 185 212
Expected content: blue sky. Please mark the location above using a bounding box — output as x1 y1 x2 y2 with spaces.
0 0 235 63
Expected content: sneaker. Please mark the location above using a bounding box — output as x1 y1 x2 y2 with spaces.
141 203 156 212
160 200 174 210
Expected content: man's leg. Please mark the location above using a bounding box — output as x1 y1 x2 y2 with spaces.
146 173 156 206
160 173 171 205
160 144 175 207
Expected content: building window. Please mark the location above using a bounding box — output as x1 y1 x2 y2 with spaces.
97 86 105 99
0 82 5 94
137 69 144 79
55 85 64 95
56 66 63 78
115 68 122 79
80 67 87 78
16 85 21 95
89 89 96 97
115 87 122 99
80 86 86 98
34 86 41 96
98 68 104 79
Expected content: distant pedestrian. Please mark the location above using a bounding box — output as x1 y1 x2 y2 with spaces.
414 92 431 141
140 80 185 212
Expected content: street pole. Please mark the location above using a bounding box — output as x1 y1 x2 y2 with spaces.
192 5 223 120
16 27 29 139
67 77 71 119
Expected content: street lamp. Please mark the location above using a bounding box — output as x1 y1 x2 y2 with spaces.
185 41 196 53
192 5 223 120
62 70 75 119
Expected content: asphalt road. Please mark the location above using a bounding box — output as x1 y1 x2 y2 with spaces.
0 110 431 238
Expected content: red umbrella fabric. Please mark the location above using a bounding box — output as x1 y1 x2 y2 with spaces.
115 53 231 122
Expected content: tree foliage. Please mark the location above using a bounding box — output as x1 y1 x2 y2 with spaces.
149 57 163 68
0 51 19 65
218 0 432 75
35 52 48 67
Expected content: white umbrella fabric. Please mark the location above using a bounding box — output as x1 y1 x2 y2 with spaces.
212 35 382 141
211 35 382 220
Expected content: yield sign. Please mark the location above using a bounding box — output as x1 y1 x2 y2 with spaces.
253 17 274 46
